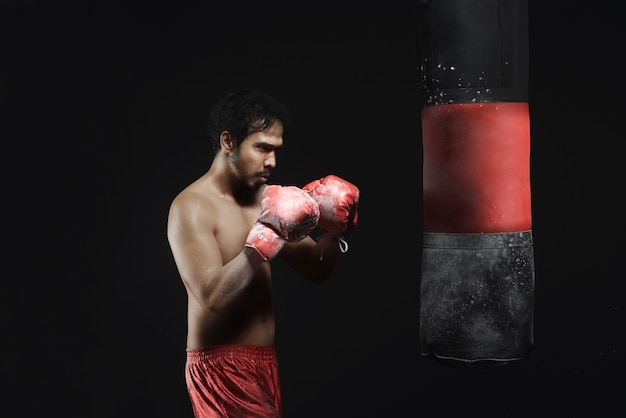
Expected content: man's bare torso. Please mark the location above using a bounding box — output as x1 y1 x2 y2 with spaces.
178 175 276 349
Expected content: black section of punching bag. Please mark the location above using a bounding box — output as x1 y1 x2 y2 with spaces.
416 0 529 106
420 232 535 368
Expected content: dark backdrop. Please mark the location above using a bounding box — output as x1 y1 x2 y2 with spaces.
2 1 624 417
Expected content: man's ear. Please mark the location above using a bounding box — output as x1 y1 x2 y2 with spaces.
220 131 234 153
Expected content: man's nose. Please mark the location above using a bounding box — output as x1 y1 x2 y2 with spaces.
264 152 276 168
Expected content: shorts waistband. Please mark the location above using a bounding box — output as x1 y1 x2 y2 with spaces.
186 344 277 363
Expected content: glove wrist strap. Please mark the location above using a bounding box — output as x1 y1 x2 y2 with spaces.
320 232 349 253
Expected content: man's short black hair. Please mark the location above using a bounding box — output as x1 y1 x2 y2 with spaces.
207 89 288 156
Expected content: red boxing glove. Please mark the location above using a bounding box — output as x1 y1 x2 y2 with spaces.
302 174 360 252
245 185 320 261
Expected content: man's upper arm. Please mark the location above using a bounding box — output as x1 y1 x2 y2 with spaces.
167 195 223 305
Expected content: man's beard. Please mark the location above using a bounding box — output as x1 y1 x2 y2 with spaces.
229 152 268 190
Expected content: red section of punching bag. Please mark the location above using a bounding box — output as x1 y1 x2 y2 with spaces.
422 102 532 233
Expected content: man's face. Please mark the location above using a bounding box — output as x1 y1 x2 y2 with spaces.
229 120 284 190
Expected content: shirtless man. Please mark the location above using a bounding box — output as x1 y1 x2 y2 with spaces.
166 89 360 417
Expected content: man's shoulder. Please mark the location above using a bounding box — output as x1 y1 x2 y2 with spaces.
170 186 215 215
169 178 220 226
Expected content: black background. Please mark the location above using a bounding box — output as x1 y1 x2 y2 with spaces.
2 1 624 417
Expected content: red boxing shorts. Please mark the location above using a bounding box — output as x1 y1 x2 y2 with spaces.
185 344 283 418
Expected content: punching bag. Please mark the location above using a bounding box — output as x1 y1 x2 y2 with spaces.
417 0 535 368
